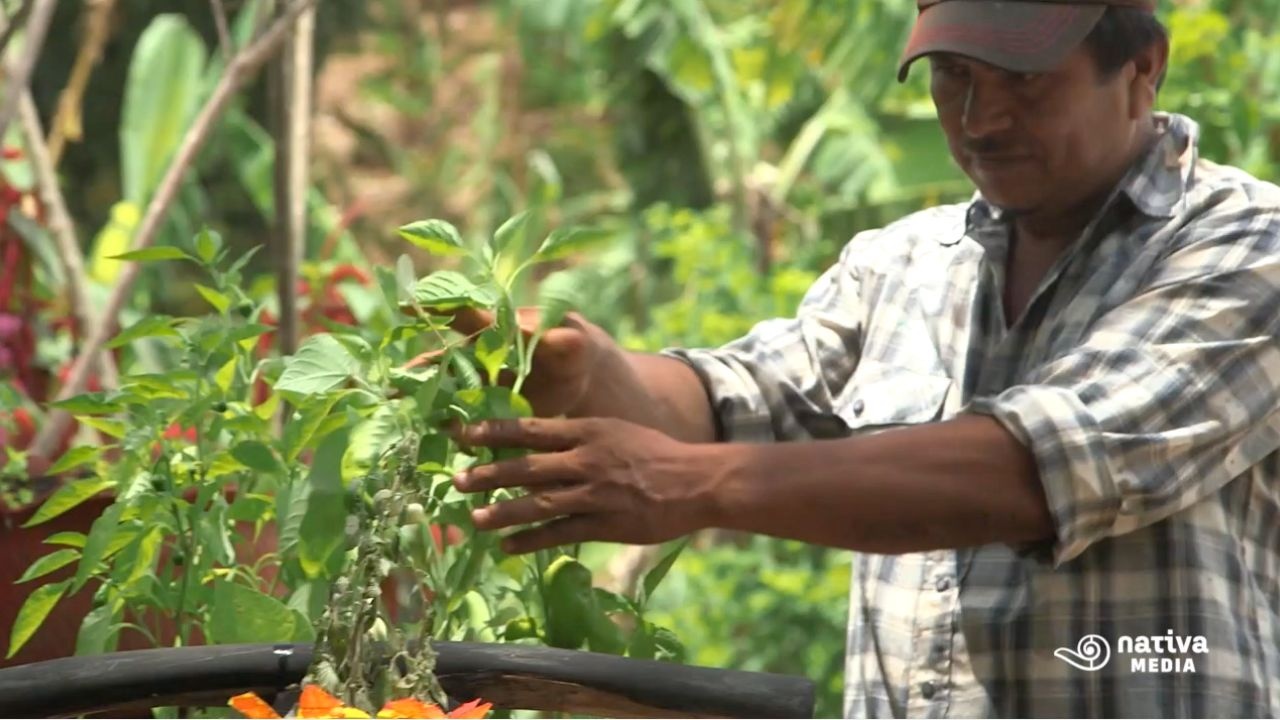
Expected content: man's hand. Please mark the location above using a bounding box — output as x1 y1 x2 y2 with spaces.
450 417 721 554
438 307 614 418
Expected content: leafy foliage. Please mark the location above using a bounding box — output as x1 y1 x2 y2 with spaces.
10 218 686 715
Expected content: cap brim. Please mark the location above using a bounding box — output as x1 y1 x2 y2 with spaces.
897 1 1106 82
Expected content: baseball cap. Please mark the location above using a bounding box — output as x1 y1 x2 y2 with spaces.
897 0 1157 82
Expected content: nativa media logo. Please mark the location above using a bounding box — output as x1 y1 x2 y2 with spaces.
1054 631 1209 673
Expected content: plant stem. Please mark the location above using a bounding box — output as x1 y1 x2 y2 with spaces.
171 498 193 646
16 89 119 388
46 0 116 166
0 0 34 57
29 0 321 464
209 0 232 60
0 0 54 140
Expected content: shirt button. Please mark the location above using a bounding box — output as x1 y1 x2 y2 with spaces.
920 680 938 700
935 576 953 592
852 399 866 416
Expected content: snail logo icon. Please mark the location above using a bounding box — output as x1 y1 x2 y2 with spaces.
1054 635 1111 672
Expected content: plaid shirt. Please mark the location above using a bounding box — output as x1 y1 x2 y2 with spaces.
662 113 1280 718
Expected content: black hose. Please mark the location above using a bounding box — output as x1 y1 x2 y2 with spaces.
0 642 816 718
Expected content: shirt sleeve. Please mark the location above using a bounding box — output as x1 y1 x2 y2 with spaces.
660 235 870 443
967 207 1280 567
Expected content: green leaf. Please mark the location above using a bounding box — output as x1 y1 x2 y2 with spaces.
462 590 496 641
50 393 122 416
74 504 125 593
449 351 483 394
228 493 273 523
125 527 164 587
651 625 685 663
75 603 119 656
210 580 297 644
276 480 309 556
398 219 468 257
120 14 206 204
215 355 238 393
17 549 81 583
298 429 350 578
639 537 690 607
275 334 359 396
283 391 350 463
123 374 190 401
23 479 114 528
535 270 583 332
342 405 399 479
231 440 282 474
475 327 510 385
108 247 194 263
44 531 87 548
195 284 232 314
78 416 127 440
389 365 439 396
106 315 179 349
492 210 532 257
227 243 263 278
453 387 533 422
413 271 501 311
395 254 417 305
198 504 235 568
46 446 108 476
627 621 658 660
195 228 222 263
533 226 614 262
7 580 71 658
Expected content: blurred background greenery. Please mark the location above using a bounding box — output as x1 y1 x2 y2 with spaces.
21 0 1280 715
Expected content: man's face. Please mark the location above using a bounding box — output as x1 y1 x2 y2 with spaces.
929 47 1140 216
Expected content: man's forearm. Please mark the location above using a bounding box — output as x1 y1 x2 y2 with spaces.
573 350 717 444
706 413 1056 554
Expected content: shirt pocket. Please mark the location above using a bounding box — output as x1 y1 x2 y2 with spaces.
836 359 954 433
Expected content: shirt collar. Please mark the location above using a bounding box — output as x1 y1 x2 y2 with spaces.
946 112 1200 245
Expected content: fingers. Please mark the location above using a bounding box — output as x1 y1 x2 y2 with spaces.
498 515 601 555
452 451 578 493
452 417 591 452
471 486 592 532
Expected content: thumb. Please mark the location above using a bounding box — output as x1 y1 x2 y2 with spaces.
443 306 496 337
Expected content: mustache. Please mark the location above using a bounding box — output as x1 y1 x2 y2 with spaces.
963 137 1021 156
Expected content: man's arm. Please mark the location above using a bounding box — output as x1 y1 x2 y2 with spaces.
706 413 1055 553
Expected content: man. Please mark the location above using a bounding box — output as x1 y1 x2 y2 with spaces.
446 1 1280 717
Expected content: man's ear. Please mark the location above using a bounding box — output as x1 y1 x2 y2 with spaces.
1129 38 1168 116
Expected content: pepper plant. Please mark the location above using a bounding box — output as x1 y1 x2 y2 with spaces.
8 212 688 712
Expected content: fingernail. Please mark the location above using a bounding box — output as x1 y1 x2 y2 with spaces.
472 507 489 525
452 471 469 490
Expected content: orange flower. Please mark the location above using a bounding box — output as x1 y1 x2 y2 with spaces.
299 686 346 718
377 699 445 718
228 686 491 720
228 692 282 719
445 699 494 718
